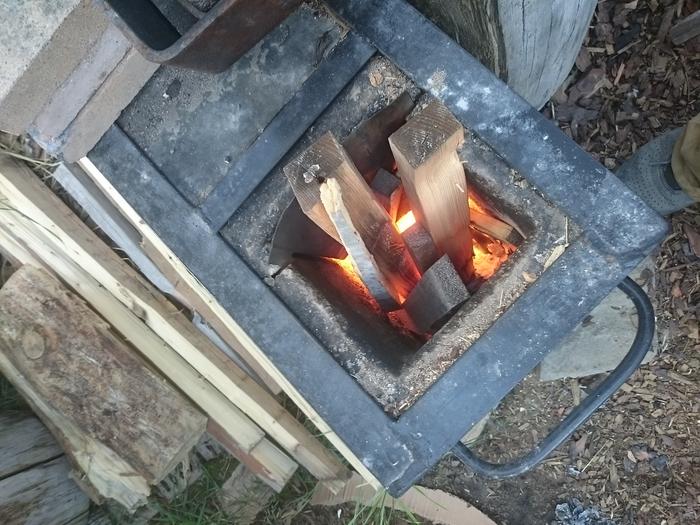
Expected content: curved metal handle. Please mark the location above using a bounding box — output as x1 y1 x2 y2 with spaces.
452 277 655 478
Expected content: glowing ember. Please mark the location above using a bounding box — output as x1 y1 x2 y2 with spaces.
396 211 416 233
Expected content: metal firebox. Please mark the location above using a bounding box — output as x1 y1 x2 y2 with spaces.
88 0 666 496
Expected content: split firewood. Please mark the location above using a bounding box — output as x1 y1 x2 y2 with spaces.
0 266 207 511
285 132 420 305
389 101 474 278
403 255 470 333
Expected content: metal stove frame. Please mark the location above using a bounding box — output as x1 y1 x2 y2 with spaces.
88 0 667 496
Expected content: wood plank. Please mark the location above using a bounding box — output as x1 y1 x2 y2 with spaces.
0 265 207 508
0 218 295 498
320 178 399 309
77 157 381 490
285 132 420 303
670 10 700 45
0 457 90 525
0 414 63 480
389 101 474 278
207 420 296 493
0 158 346 489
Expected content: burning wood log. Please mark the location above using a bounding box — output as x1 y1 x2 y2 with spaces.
470 209 521 245
285 133 420 306
320 179 399 310
399 216 440 274
389 101 474 278
403 255 470 333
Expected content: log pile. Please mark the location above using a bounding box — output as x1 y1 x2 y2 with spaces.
283 100 519 333
0 156 352 513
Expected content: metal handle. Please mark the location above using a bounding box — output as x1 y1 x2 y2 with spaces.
452 276 655 478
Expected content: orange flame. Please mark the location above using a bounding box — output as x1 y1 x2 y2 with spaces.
395 211 416 233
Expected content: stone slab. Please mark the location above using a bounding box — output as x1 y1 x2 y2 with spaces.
539 256 657 381
0 0 108 134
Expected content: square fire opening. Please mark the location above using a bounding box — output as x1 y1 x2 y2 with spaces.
224 83 571 417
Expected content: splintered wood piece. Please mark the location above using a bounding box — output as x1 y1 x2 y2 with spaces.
389 101 474 277
320 179 399 310
402 221 440 273
470 209 521 244
287 133 420 303
403 255 470 333
0 266 207 510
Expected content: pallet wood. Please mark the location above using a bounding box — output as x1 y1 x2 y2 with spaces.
401 220 440 273
670 11 700 45
389 101 474 278
76 158 382 490
207 420 296 493
0 158 345 489
0 414 63 480
0 265 207 508
0 457 90 525
286 132 420 303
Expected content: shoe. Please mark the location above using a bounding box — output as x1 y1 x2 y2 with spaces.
615 128 695 216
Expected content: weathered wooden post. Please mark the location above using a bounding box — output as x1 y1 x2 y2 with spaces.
409 0 597 108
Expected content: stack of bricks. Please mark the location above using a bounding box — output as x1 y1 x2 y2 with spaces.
0 0 157 161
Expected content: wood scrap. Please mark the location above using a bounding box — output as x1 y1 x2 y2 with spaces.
470 209 522 244
401 220 440 273
0 414 62 480
0 157 345 491
0 457 90 525
389 100 474 277
0 265 207 509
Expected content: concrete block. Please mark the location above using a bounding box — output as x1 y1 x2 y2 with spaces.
50 48 158 162
0 0 109 134
539 256 657 381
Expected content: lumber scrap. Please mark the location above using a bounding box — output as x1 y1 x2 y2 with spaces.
371 168 402 220
0 413 63 480
389 101 474 278
0 265 207 509
0 457 90 525
0 157 346 490
401 220 440 274
286 132 420 304
76 158 382 490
